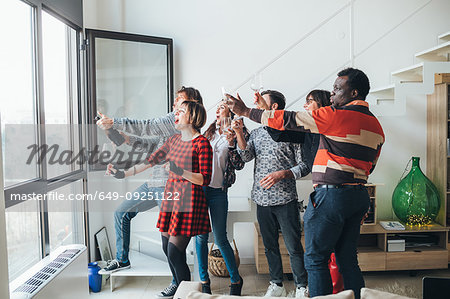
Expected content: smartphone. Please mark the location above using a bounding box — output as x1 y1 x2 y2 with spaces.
94 114 125 146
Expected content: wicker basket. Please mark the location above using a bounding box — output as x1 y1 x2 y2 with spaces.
208 239 240 277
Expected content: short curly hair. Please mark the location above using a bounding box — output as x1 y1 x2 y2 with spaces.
337 68 370 99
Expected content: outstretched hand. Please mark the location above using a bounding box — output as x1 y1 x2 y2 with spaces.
254 92 270 110
96 111 113 130
225 93 251 117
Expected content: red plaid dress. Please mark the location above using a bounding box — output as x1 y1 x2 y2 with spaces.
147 134 212 236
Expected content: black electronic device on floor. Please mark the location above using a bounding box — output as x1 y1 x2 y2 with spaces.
422 276 450 299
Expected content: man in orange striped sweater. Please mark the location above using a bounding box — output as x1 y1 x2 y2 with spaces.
227 68 384 299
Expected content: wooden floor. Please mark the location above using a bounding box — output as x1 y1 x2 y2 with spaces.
90 264 450 298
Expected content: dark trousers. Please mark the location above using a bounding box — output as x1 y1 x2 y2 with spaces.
303 186 369 299
257 199 308 287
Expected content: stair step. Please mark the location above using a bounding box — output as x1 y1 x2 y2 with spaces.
415 41 450 61
391 63 424 82
369 84 395 104
131 231 166 261
370 84 395 95
438 31 450 42
110 250 171 277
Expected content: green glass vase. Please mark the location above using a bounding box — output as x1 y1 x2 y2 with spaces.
392 157 440 225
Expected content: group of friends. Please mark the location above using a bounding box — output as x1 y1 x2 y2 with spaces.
95 67 385 299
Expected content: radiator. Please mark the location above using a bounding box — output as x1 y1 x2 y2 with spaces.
9 244 88 299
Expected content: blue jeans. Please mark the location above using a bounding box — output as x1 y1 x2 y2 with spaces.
195 187 240 283
257 199 307 288
303 186 369 299
114 184 165 263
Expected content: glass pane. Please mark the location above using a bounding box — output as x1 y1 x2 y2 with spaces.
42 11 80 178
47 181 84 252
94 37 169 168
6 200 41 282
0 1 38 187
95 38 168 120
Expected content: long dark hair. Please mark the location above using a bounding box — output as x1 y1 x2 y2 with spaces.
306 89 331 107
203 101 235 141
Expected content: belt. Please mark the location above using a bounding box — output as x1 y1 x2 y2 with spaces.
314 184 364 189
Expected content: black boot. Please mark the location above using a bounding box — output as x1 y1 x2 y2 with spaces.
229 276 243 296
201 280 212 294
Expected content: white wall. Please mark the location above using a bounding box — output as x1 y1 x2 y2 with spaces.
83 0 450 260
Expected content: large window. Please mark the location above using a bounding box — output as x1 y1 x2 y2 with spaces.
2 0 173 283
1 0 85 282
47 181 84 251
42 11 81 178
1 0 38 188
5 200 41 281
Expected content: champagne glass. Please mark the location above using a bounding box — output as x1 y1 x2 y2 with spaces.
250 73 263 93
221 116 232 136
221 86 228 101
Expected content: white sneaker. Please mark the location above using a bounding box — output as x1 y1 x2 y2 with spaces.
295 286 308 298
264 282 287 297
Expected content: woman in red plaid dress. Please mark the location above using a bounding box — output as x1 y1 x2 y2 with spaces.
146 100 212 286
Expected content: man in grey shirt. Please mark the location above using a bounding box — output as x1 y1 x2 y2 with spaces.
232 90 309 298
98 86 203 137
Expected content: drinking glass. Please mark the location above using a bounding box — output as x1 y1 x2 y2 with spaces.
250 73 263 92
221 86 228 101
221 116 232 135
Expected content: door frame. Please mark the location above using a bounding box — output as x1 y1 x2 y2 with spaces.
85 29 174 171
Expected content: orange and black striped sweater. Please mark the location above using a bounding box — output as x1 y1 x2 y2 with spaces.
248 100 384 185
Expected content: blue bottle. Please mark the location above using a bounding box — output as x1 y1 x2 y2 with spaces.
88 262 102 292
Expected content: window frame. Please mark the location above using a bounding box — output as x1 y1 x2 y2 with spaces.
3 2 87 264
85 29 174 171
